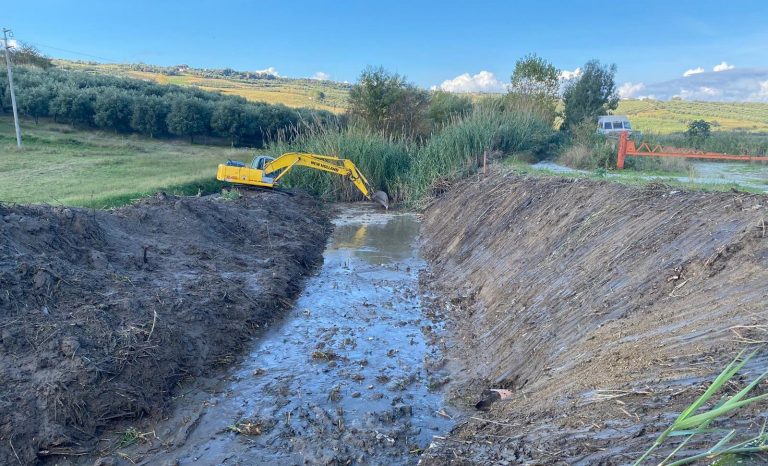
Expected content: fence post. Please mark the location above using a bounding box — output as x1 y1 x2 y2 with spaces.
617 131 627 169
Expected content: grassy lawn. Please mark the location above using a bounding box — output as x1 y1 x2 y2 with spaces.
0 115 249 207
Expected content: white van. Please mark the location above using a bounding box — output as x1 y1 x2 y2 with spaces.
597 115 633 135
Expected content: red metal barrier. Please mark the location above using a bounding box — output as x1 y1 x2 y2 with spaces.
616 131 765 169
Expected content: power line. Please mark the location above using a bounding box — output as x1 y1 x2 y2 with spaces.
25 40 120 63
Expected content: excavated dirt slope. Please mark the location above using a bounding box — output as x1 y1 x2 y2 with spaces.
419 173 768 464
0 191 329 465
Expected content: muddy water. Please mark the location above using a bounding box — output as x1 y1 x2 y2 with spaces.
131 207 452 465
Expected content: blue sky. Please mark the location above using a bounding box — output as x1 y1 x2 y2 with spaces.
6 0 768 98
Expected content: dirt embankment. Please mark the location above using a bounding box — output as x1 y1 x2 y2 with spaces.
0 191 329 464
419 173 768 464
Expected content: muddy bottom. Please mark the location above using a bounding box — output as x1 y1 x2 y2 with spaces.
122 206 452 465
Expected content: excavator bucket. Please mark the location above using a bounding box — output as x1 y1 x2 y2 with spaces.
372 191 389 209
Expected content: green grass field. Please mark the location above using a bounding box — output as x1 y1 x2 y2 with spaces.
0 115 245 207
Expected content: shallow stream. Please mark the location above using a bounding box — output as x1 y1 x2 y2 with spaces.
127 206 452 465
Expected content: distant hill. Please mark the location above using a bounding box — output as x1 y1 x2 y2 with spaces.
54 59 768 134
54 59 352 114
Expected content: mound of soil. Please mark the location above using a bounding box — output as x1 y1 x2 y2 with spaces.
419 173 768 464
0 191 329 464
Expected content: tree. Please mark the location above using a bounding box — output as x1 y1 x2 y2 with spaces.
93 89 133 132
348 66 430 137
166 97 211 143
211 101 248 146
49 87 95 126
17 86 52 123
130 96 169 138
506 54 559 124
561 60 619 130
13 42 53 69
686 119 711 148
428 91 472 126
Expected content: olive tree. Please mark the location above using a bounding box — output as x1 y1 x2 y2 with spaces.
561 60 619 130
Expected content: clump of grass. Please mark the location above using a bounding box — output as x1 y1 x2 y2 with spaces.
558 144 593 169
634 349 768 465
220 187 242 201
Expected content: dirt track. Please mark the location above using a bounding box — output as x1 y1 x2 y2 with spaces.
0 191 329 464
419 172 768 464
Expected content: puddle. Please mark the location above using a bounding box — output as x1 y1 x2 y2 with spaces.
127 206 452 465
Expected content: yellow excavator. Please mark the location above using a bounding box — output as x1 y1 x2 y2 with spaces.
216 152 389 208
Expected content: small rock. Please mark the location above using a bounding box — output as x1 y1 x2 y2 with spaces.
391 404 412 419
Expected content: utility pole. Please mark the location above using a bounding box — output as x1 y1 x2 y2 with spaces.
3 28 22 147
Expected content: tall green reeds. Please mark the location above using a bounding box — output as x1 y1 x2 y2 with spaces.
267 124 413 203
406 104 553 202
267 103 554 206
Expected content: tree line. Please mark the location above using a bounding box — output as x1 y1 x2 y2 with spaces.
346 57 619 141
0 66 336 146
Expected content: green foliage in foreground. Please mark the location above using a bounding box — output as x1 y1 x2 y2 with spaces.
634 349 768 466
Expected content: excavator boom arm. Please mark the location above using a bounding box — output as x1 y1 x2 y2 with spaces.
264 152 373 199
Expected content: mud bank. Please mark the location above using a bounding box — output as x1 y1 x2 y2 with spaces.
0 191 329 464
419 173 768 464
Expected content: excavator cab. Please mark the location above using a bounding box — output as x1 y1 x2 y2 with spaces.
250 155 275 170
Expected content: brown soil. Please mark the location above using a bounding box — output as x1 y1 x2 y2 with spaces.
0 191 329 465
418 172 768 464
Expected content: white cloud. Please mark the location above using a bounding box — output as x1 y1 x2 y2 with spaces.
750 80 768 101
311 71 330 80
435 71 507 93
683 67 704 77
619 82 646 99
559 68 581 80
713 61 735 72
255 66 279 77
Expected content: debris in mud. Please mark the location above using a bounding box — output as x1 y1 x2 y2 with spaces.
0 190 329 465
228 421 263 436
474 389 514 411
